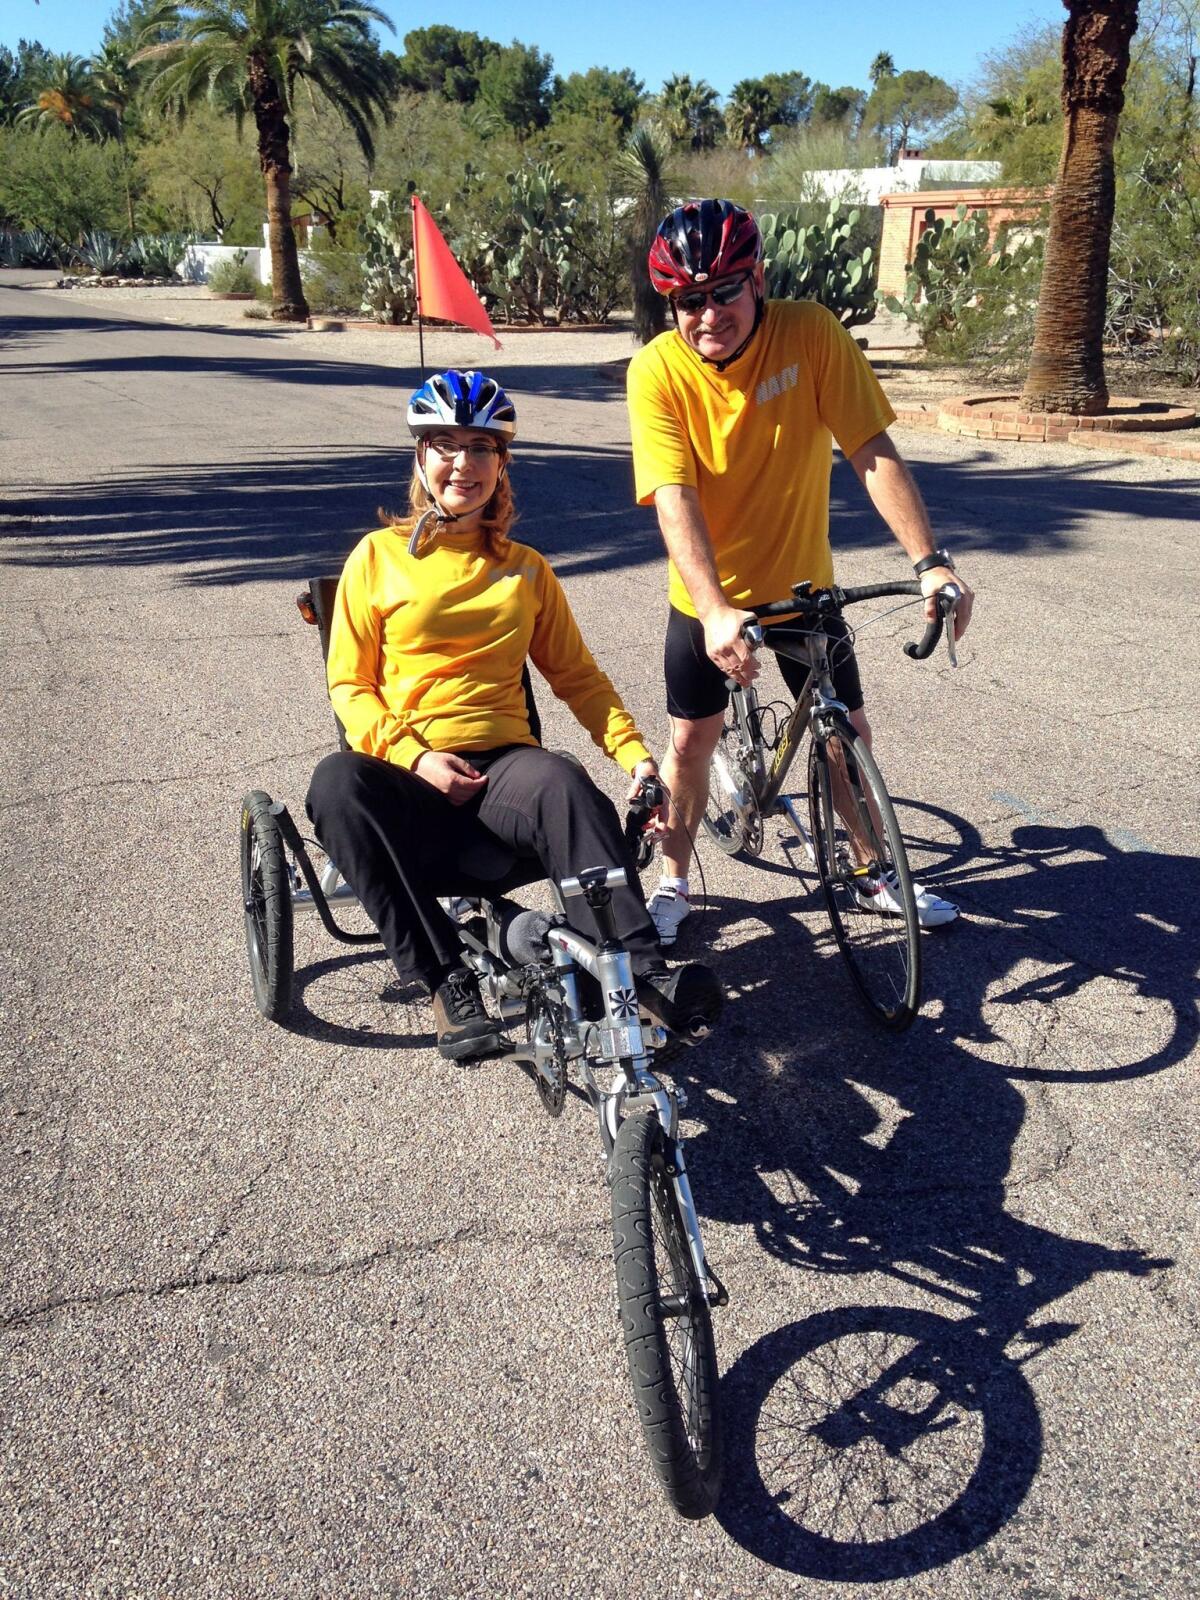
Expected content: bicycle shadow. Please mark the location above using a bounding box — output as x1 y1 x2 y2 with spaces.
933 821 1199 1083
694 797 1198 1084
663 887 1172 1579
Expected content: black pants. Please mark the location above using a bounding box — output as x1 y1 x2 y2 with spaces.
306 745 661 991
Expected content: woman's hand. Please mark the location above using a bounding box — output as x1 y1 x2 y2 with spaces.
413 750 488 805
627 760 670 837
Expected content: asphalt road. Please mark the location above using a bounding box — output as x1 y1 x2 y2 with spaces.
2 275 1198 1600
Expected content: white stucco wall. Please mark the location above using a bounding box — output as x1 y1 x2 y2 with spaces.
800 160 1003 208
178 243 273 285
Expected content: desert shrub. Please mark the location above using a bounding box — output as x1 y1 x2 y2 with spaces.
302 232 367 315
207 249 258 294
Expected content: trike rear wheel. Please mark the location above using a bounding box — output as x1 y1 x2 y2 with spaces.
240 790 294 1022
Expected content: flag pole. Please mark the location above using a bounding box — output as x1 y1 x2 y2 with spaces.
410 193 425 380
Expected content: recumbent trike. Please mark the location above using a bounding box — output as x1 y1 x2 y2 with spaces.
237 575 726 1519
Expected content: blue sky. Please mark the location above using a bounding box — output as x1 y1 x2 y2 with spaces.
5 0 1067 96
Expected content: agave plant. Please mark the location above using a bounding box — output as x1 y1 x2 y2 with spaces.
0 233 23 268
17 229 64 268
75 230 132 276
131 233 189 278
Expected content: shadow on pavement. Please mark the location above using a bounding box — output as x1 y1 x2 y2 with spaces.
6 436 1200 594
662 828 1175 1578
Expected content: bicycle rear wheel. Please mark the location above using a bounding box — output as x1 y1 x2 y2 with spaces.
610 1111 722 1518
702 723 761 857
807 719 920 1030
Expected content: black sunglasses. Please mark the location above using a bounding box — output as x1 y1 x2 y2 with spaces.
672 275 751 316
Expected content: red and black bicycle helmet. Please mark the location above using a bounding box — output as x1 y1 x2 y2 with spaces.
648 199 763 295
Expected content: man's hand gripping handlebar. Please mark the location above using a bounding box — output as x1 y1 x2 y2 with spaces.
737 580 963 668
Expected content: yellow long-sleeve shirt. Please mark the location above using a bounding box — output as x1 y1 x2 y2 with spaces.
327 523 652 776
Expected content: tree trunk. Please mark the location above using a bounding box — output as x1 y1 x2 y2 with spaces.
1020 0 1139 414
248 53 308 322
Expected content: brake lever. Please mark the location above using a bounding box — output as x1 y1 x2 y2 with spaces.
941 585 961 669
624 776 664 870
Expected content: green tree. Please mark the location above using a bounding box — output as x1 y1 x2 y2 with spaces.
553 66 643 133
135 0 396 321
760 71 814 125
657 73 724 149
291 92 373 243
810 82 865 126
725 78 776 150
869 52 896 84
17 53 116 140
0 41 53 126
864 68 958 158
1021 0 1141 413
477 41 556 133
394 25 498 102
138 100 263 236
0 123 129 247
616 120 675 343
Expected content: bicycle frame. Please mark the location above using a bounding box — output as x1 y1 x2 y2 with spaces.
459 869 724 1309
723 624 846 818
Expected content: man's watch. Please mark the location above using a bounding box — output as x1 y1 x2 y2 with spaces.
913 548 955 577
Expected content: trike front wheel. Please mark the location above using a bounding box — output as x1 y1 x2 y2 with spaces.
610 1110 722 1518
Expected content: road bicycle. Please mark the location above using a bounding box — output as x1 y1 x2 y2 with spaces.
238 578 726 1519
703 579 960 1031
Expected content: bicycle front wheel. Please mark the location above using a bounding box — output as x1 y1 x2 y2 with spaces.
808 720 920 1030
610 1111 722 1519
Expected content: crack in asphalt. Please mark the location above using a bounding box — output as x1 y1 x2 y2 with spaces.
2 1218 612 1331
1 1228 480 1330
0 748 330 813
194 1048 356 1272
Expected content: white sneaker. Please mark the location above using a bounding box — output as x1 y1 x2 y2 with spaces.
647 885 691 946
851 869 959 928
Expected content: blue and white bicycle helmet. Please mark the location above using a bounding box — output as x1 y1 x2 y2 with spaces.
406 369 517 442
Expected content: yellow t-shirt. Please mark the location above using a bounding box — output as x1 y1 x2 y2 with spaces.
326 523 652 775
627 299 896 616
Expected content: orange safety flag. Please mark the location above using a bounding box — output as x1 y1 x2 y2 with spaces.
411 194 500 350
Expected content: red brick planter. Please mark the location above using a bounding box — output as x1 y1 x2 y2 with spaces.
938 394 1197 443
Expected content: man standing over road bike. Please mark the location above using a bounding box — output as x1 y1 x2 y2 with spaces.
626 198 976 944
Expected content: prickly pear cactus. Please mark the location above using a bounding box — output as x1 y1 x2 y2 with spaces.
758 206 877 328
359 193 416 324
881 205 1042 344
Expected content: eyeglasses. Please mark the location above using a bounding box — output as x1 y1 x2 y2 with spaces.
423 437 503 461
672 275 751 316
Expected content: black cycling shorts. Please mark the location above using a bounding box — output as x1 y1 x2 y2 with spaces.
664 605 864 721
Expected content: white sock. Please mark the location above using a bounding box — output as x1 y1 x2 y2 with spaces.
660 875 689 897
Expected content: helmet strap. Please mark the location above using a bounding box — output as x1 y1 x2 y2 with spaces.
710 289 766 372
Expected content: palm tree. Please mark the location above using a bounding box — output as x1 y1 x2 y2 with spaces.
17 53 116 139
1020 0 1140 414
725 79 775 152
616 120 675 344
658 73 723 151
869 52 896 85
135 0 395 321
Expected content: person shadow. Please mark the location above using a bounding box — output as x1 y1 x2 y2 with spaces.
663 883 1172 1580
